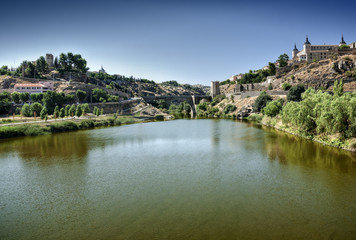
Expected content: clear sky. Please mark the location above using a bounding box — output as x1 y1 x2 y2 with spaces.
0 0 355 85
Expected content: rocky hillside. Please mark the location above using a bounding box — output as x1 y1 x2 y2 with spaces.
0 75 208 97
271 55 356 91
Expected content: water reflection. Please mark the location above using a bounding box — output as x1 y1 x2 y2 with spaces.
0 132 90 164
261 125 356 173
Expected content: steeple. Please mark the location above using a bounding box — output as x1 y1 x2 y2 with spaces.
304 35 310 45
340 34 346 45
293 43 298 50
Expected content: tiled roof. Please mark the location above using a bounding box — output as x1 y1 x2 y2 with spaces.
14 83 46 87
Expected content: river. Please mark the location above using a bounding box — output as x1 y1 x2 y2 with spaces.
0 119 355 239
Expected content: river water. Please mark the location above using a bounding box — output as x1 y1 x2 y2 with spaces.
0 119 355 239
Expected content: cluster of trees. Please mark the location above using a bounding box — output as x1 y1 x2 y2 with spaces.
88 72 156 84
57 53 88 73
17 102 104 119
257 80 355 139
168 101 191 118
91 88 119 103
223 54 289 85
237 65 274 85
0 66 12 75
0 52 89 79
161 80 180 87
196 95 227 118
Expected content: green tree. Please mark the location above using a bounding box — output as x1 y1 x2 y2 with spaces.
30 93 43 102
42 91 65 114
69 104 76 117
24 61 36 77
100 108 104 115
40 107 48 120
0 91 11 114
287 84 305 102
263 99 284 117
54 106 60 118
278 54 289 67
35 56 48 74
253 91 272 112
30 102 43 117
65 104 70 117
93 106 98 115
11 92 20 103
76 105 82 117
20 92 30 103
282 82 292 91
76 90 87 102
82 103 90 115
268 62 276 75
21 104 31 117
92 88 108 102
333 79 343 97
59 107 65 119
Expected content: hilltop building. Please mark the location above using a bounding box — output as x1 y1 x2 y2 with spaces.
211 81 220 98
292 35 356 62
45 54 54 68
14 82 54 94
99 65 106 74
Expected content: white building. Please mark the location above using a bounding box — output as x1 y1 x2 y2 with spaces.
14 82 53 94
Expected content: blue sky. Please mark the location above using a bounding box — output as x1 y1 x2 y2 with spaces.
0 0 355 85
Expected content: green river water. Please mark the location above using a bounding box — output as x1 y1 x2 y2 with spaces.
0 119 355 239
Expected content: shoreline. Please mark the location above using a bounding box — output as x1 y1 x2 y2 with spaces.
0 115 156 141
1 115 355 155
255 115 356 153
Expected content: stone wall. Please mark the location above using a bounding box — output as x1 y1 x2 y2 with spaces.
88 99 142 114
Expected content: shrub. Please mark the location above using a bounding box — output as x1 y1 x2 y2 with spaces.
263 99 284 117
268 83 273 90
49 121 79 132
253 91 272 112
79 119 95 128
223 104 237 115
247 113 263 122
287 84 305 102
211 95 225 106
282 82 292 91
76 90 87 102
23 125 45 136
333 79 343 97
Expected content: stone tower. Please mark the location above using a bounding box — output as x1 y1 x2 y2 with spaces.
211 81 220 98
339 34 346 46
292 43 299 59
303 35 311 61
45 53 54 68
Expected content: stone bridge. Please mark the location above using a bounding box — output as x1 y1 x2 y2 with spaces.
142 95 212 115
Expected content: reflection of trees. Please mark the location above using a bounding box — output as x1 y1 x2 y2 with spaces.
263 126 356 173
0 132 90 164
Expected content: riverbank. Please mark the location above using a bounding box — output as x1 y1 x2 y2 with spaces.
0 114 157 140
247 113 356 153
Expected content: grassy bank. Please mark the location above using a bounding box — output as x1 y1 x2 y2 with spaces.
0 115 147 140
248 113 356 153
